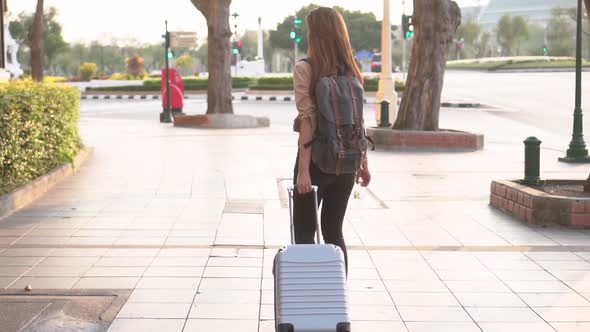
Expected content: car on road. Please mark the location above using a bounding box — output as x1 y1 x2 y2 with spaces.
371 53 382 72
370 53 399 73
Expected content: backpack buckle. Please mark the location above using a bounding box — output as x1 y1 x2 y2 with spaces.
338 151 345 159
337 129 343 138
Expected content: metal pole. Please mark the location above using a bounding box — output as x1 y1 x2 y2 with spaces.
163 20 172 123
401 0 406 81
0 0 5 69
294 40 298 63
559 0 590 163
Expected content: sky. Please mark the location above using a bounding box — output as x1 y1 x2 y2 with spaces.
8 0 488 45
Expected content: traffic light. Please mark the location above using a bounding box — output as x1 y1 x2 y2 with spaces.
232 41 243 55
167 48 174 59
293 18 303 44
543 45 548 56
402 14 414 39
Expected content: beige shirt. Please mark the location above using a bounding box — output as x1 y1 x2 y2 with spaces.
293 61 317 133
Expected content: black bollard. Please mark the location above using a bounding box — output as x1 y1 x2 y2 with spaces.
523 137 543 186
379 100 391 128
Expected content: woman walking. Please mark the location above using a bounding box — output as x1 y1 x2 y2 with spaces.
292 7 371 273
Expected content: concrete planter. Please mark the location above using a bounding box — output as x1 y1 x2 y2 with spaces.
366 127 484 151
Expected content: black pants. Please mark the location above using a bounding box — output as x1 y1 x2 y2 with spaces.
293 153 356 273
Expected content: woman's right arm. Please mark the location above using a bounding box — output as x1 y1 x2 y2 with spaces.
293 62 315 194
296 117 313 194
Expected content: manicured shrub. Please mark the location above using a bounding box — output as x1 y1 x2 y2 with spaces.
0 81 82 195
79 62 97 81
126 54 146 79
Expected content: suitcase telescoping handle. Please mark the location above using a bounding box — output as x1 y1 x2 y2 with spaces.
287 186 322 245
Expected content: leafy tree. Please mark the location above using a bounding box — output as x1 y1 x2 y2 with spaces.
551 6 590 59
126 54 145 78
477 32 491 57
9 6 67 75
496 14 530 56
456 20 481 58
520 24 547 56
269 4 383 57
547 15 576 56
195 43 208 67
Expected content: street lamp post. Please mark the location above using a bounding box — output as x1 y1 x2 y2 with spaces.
0 0 5 69
375 0 398 126
559 0 590 163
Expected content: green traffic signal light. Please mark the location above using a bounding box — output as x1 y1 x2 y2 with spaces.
232 48 239 54
296 37 302 44
294 19 302 25
167 51 174 59
405 31 413 39
290 31 296 39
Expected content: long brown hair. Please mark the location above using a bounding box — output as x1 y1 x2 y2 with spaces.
306 7 363 100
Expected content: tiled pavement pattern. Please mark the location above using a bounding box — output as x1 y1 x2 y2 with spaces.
1 100 590 331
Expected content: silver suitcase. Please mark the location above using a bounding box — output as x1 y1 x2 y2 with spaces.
273 186 351 332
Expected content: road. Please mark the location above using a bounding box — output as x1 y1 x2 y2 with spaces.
80 70 590 147
443 71 590 136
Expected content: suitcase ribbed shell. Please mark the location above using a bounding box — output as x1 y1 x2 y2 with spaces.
274 244 351 332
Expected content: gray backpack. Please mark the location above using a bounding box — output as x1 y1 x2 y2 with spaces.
303 62 371 175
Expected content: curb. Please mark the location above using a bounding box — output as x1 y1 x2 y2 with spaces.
81 94 473 108
441 102 482 108
0 147 93 220
366 127 484 151
81 95 161 100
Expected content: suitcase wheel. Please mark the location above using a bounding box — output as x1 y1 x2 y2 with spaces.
277 323 294 332
337 322 351 332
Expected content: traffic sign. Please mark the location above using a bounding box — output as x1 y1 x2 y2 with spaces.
170 31 198 48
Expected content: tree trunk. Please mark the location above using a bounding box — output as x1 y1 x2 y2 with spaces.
585 0 590 21
191 0 233 114
393 0 461 131
30 0 44 82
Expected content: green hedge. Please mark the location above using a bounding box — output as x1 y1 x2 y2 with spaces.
0 81 82 195
88 75 407 93
143 76 254 89
363 78 406 92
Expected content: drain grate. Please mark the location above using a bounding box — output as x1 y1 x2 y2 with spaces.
223 199 265 214
0 289 130 332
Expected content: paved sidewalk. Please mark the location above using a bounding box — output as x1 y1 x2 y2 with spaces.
1 100 590 331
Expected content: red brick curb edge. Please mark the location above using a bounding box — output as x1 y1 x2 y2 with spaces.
490 180 590 227
0 147 93 220
366 128 484 150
